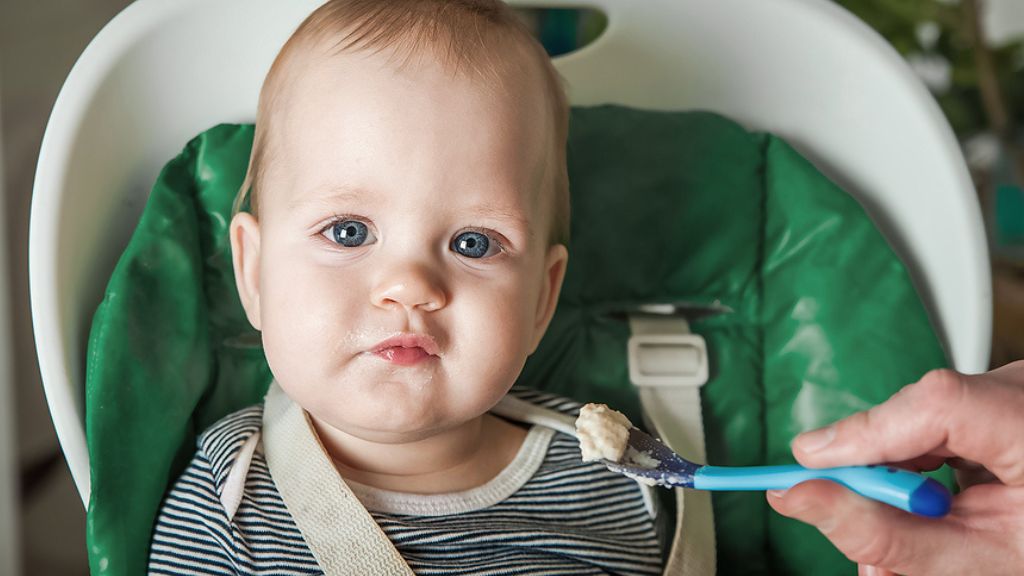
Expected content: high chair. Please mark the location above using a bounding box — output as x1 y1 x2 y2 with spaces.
30 0 990 574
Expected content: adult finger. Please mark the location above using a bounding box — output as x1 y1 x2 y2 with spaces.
791 363 1024 485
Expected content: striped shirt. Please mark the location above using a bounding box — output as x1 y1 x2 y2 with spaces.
148 389 663 575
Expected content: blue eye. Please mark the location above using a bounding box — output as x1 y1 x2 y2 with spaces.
451 231 497 259
326 220 375 247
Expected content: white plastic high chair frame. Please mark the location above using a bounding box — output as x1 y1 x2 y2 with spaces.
30 0 991 507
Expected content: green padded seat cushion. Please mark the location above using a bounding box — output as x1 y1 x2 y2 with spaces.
85 106 949 576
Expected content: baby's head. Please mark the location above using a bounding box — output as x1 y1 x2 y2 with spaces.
230 0 570 443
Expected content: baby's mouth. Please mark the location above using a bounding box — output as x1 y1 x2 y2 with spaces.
374 346 433 366
369 333 440 367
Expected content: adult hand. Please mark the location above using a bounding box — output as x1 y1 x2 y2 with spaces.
766 361 1024 576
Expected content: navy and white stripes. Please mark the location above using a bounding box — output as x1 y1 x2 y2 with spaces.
148 390 663 575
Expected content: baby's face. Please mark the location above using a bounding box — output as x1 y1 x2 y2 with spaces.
231 48 567 443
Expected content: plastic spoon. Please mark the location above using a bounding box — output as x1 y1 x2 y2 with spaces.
604 427 952 518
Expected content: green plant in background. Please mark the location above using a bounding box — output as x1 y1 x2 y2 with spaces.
836 0 1023 137
835 0 1024 260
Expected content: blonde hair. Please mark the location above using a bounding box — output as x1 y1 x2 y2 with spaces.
235 0 571 245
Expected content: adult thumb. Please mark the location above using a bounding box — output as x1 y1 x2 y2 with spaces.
767 480 970 575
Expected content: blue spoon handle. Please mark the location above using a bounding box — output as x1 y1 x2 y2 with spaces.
693 464 952 517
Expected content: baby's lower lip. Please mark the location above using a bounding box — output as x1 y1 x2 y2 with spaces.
373 346 434 366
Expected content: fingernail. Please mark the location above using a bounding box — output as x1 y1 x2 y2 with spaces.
795 425 836 453
766 489 788 499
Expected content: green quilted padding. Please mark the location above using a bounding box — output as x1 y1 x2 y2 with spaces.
85 107 950 576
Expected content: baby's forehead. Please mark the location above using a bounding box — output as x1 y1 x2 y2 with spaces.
239 1 570 243
265 47 554 204
276 38 550 118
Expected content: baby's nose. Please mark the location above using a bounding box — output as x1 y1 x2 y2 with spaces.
370 262 447 313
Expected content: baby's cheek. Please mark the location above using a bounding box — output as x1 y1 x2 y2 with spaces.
456 292 534 384
260 284 339 383
261 318 314 384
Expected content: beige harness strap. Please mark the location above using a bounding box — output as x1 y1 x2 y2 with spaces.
629 315 717 575
262 383 415 576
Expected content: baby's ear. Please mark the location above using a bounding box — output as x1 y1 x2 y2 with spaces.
530 243 569 353
230 212 263 330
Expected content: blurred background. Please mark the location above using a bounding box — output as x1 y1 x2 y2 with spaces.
1 0 1022 573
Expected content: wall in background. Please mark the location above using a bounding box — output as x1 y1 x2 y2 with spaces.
1 1 133 573
0 78 20 576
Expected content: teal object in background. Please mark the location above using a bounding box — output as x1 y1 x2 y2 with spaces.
516 7 608 58
996 184 1024 244
85 107 950 576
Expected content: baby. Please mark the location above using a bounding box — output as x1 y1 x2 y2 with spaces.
148 1 663 574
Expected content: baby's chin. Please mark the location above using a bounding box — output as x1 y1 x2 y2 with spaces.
279 368 509 440
304 384 474 437
314 404 480 445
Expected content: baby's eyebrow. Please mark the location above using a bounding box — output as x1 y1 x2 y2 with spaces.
467 203 533 236
290 185 368 210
